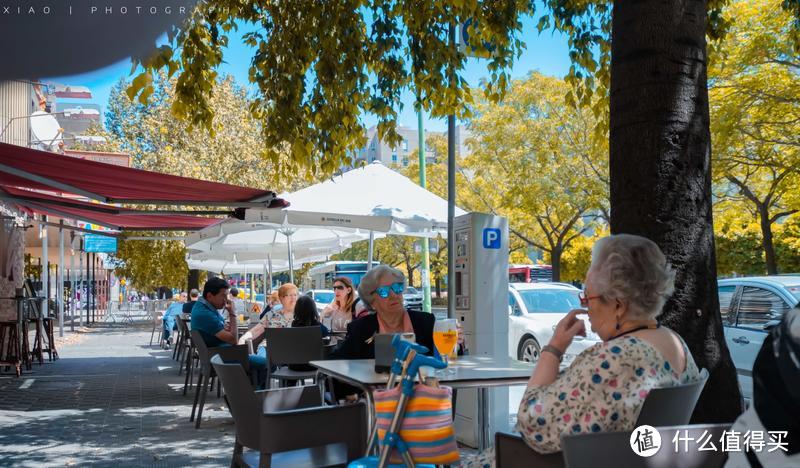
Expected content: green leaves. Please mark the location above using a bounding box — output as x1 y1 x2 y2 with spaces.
124 0 532 177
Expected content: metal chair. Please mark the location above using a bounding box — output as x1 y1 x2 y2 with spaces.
634 368 709 427
211 354 368 468
561 423 730 468
175 315 191 367
189 329 249 428
149 306 165 346
495 432 564 468
265 326 323 388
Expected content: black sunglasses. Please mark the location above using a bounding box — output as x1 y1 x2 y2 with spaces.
333 285 347 290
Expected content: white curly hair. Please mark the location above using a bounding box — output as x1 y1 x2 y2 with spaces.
589 234 675 321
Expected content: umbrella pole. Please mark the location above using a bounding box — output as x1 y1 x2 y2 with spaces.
268 255 273 293
367 230 374 270
286 232 294 284
263 260 268 299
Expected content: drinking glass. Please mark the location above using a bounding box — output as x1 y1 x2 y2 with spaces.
433 319 458 375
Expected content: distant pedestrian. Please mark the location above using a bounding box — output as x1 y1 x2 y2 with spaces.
182 289 199 315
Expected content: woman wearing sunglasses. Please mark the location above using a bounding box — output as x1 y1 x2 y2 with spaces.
322 276 357 337
330 265 435 360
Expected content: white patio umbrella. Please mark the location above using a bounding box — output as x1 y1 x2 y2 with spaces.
185 218 375 283
244 161 466 265
186 257 290 275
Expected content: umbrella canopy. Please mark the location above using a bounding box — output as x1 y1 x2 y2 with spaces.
186 257 290 275
185 219 374 256
244 161 466 238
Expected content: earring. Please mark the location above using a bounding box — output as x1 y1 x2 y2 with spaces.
615 317 621 331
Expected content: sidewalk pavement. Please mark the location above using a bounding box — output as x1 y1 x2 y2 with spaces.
0 323 236 467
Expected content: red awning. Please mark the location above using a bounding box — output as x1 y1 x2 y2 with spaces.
2 187 221 231
0 142 285 207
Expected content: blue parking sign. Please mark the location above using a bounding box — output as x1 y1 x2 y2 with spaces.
482 228 501 249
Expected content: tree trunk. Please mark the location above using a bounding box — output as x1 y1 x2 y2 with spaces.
610 0 741 422
550 246 562 282
758 206 778 275
187 269 200 291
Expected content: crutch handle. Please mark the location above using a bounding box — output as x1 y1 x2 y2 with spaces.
390 334 429 375
401 353 447 395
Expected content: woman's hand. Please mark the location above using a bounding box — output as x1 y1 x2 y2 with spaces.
549 309 587 353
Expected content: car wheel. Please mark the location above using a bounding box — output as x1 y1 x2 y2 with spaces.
518 337 541 363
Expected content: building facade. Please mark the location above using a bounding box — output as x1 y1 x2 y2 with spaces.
355 124 471 169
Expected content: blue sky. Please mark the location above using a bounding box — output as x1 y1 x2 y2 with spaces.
43 15 571 133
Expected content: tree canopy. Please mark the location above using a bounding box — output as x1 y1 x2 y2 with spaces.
103 75 295 291
463 72 607 281
129 0 535 175
709 0 800 274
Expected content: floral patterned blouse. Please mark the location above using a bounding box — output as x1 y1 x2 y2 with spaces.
262 309 293 328
465 333 700 466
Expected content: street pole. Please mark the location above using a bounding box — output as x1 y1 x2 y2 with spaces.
417 105 432 314
41 215 48 304
79 243 83 327
69 233 75 331
85 251 89 324
367 231 375 270
447 22 457 320
58 221 64 337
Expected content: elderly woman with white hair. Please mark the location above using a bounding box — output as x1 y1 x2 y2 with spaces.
468 234 701 465
330 264 435 360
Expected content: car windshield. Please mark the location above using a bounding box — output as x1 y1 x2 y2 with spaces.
405 287 418 294
517 289 581 314
315 292 335 303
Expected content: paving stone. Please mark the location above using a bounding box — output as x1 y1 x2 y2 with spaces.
0 323 234 466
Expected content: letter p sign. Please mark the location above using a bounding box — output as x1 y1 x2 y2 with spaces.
482 228 501 249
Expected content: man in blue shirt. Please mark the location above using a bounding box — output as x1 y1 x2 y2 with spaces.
191 278 268 387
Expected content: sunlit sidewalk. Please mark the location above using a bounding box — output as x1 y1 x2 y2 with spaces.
0 323 235 467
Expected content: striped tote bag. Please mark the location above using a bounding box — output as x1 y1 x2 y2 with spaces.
374 383 460 465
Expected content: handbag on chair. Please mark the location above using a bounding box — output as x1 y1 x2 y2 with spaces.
373 383 460 465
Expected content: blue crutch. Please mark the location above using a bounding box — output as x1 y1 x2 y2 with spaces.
350 335 447 468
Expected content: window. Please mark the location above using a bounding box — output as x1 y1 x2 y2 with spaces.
508 293 520 315
392 153 397 162
402 158 408 166
736 286 791 330
517 289 581 314
370 142 376 151
718 285 737 325
402 139 408 151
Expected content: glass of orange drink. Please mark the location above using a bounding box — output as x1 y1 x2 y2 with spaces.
433 318 458 375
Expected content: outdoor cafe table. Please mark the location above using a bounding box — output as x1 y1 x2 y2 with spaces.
310 355 536 450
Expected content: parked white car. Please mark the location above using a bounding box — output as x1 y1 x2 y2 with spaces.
403 286 423 311
305 289 335 314
718 275 800 402
508 282 601 364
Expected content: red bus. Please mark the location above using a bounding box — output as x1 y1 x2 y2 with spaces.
508 264 553 283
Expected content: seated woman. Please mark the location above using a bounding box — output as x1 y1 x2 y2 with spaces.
286 296 331 381
331 265 435 360
259 291 280 320
322 276 357 341
469 234 700 465
292 295 331 336
262 283 298 328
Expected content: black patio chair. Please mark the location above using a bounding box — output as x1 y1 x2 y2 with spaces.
211 354 368 467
